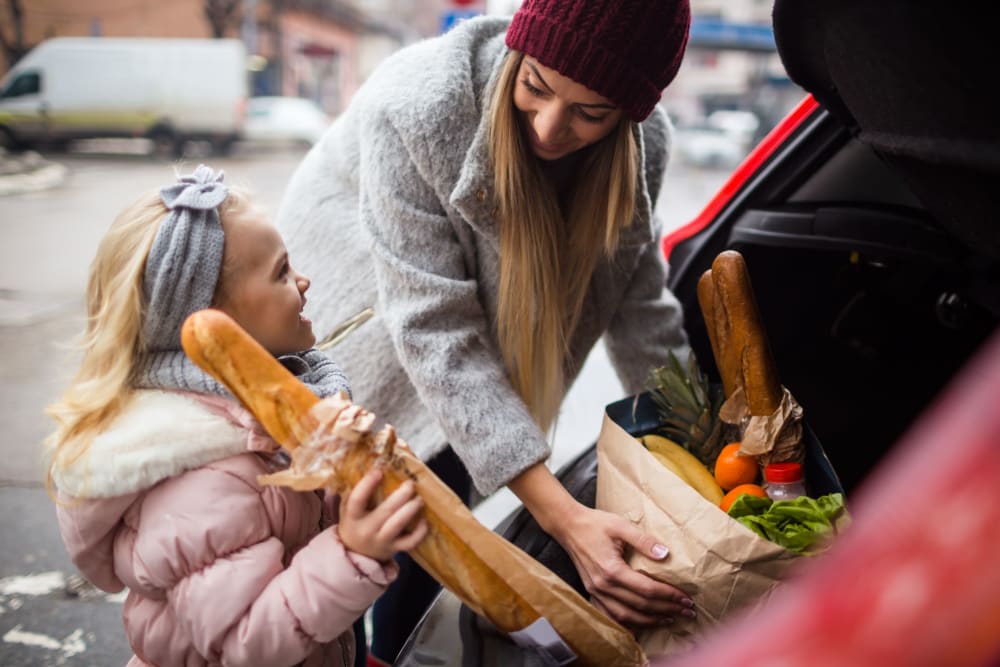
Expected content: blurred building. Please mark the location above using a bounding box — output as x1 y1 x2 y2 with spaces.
0 0 407 116
354 0 490 42
664 0 803 138
2 0 801 133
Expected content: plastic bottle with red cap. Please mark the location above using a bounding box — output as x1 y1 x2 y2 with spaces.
764 462 807 501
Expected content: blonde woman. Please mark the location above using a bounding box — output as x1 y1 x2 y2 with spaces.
277 1 695 661
46 166 427 667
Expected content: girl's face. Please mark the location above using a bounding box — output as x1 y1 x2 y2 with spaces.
214 207 315 356
512 57 624 161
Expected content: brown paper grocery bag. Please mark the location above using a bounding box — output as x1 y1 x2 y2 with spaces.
595 410 804 659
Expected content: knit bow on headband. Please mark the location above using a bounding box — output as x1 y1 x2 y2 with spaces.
142 164 228 352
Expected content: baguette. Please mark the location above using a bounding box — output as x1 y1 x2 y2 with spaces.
710 251 782 416
711 268 743 405
182 308 322 445
696 269 736 398
180 309 646 667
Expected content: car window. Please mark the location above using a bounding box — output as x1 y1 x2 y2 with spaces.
247 106 272 117
0 71 41 99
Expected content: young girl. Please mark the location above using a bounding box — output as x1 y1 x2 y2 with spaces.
45 164 427 667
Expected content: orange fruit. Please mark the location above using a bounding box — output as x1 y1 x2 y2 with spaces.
720 483 768 512
714 442 759 491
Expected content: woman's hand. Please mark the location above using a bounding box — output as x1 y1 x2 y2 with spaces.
337 468 429 562
509 463 693 628
556 504 695 627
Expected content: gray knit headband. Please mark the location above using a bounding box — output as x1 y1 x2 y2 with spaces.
142 164 228 352
135 165 351 401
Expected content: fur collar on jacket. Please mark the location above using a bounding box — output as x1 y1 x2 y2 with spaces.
53 390 277 499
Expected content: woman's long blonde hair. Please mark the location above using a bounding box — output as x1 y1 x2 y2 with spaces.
44 185 251 490
489 51 638 430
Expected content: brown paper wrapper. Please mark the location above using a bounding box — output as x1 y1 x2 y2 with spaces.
719 386 804 466
596 411 804 659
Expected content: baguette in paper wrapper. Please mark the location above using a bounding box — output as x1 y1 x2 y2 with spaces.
181 309 646 667
705 250 805 465
596 409 803 659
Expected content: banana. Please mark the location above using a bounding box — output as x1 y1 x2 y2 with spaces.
640 433 683 457
648 449 693 486
639 434 725 505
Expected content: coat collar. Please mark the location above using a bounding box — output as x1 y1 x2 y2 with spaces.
449 35 504 242
52 390 279 499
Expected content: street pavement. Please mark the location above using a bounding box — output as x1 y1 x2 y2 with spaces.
0 149 68 196
0 143 729 665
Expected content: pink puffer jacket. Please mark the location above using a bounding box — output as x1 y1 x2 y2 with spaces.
53 390 397 667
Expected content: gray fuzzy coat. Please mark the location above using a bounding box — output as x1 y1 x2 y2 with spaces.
277 17 689 495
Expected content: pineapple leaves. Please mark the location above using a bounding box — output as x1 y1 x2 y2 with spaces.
645 350 723 467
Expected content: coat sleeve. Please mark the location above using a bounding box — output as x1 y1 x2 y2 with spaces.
56 492 137 593
603 219 691 393
201 530 394 665
125 464 397 666
356 110 551 496
603 110 691 393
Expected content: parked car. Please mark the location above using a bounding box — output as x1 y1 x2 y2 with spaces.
705 109 760 143
672 122 747 169
242 96 330 147
397 1 998 665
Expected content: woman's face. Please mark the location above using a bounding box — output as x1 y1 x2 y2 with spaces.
512 57 624 161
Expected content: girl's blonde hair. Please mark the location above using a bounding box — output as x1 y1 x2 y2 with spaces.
489 51 638 430
44 184 252 491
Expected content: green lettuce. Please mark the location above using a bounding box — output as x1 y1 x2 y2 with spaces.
727 493 850 554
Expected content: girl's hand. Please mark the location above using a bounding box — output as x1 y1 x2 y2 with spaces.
337 468 428 562
556 504 695 628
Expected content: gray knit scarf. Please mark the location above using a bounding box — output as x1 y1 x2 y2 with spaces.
135 165 351 400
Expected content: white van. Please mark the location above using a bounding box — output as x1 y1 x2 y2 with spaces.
0 37 248 156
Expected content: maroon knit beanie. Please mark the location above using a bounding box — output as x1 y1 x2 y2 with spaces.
505 0 691 122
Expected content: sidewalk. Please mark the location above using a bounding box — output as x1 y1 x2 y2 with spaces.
0 148 68 196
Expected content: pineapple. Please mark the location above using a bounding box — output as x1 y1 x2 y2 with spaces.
645 350 724 467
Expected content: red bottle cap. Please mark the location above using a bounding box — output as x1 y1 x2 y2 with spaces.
765 462 803 483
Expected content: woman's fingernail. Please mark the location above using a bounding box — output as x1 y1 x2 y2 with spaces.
662 616 674 624
651 544 669 559
682 598 695 608
682 608 697 618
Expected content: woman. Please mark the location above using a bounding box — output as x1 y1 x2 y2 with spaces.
277 1 694 662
